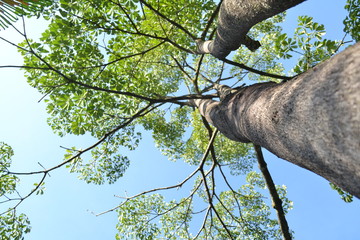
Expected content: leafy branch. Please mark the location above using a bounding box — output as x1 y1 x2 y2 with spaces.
2 102 157 214
138 0 197 40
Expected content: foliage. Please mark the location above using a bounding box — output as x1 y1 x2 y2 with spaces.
343 0 360 41
116 172 293 239
0 142 31 239
272 15 340 74
0 211 31 240
0 0 53 29
0 142 18 197
330 183 354 203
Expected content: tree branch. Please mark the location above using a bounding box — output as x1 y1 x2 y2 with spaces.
70 12 196 54
222 58 293 81
96 129 219 216
196 0 306 58
200 0 223 40
138 0 197 40
253 144 292 240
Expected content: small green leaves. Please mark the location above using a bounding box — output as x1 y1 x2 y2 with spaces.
0 142 31 239
33 182 46 195
0 0 54 30
0 210 31 240
274 33 296 59
59 8 67 17
330 183 354 203
0 142 14 164
64 129 139 185
0 142 19 197
116 194 163 239
343 0 360 41
116 194 193 239
273 15 341 74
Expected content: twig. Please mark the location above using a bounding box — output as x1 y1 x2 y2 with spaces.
222 58 292 81
96 129 219 216
8 102 156 176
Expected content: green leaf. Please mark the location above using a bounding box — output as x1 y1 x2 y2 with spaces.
330 183 354 203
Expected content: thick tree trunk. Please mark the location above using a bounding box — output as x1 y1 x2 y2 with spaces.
193 42 360 198
197 0 305 58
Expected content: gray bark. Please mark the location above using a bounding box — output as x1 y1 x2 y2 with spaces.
197 0 306 59
193 42 360 198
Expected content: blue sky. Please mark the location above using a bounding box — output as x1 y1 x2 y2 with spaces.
0 0 359 239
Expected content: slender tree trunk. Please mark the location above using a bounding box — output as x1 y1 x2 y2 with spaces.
193 42 360 198
197 0 305 58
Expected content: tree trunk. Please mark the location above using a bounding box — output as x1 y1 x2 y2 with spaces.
193 42 360 198
197 0 305 58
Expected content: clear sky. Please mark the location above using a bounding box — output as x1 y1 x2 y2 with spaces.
0 0 359 239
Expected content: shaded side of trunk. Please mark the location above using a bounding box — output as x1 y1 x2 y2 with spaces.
197 0 305 58
194 43 360 197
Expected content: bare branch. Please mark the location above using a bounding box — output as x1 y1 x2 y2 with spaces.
0 65 51 70
253 144 292 240
222 58 293 81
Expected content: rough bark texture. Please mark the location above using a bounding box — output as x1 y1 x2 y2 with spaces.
194 42 360 198
197 0 306 58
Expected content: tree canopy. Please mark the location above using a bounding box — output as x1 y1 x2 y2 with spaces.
0 0 359 239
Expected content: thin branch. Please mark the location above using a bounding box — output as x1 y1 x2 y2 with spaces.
193 55 205 93
112 0 139 32
2 102 160 214
97 129 219 216
1 172 47 215
202 119 237 239
171 55 194 83
200 0 223 40
22 40 158 102
8 102 156 176
0 36 29 53
253 144 292 240
193 206 211 239
138 0 197 40
201 167 234 239
0 65 51 70
222 58 293 81
333 33 350 55
82 41 166 69
69 12 196 54
180 56 213 84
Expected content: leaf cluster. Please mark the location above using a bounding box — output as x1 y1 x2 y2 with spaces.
115 171 293 239
0 142 31 239
343 0 360 41
0 0 53 29
274 16 341 74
